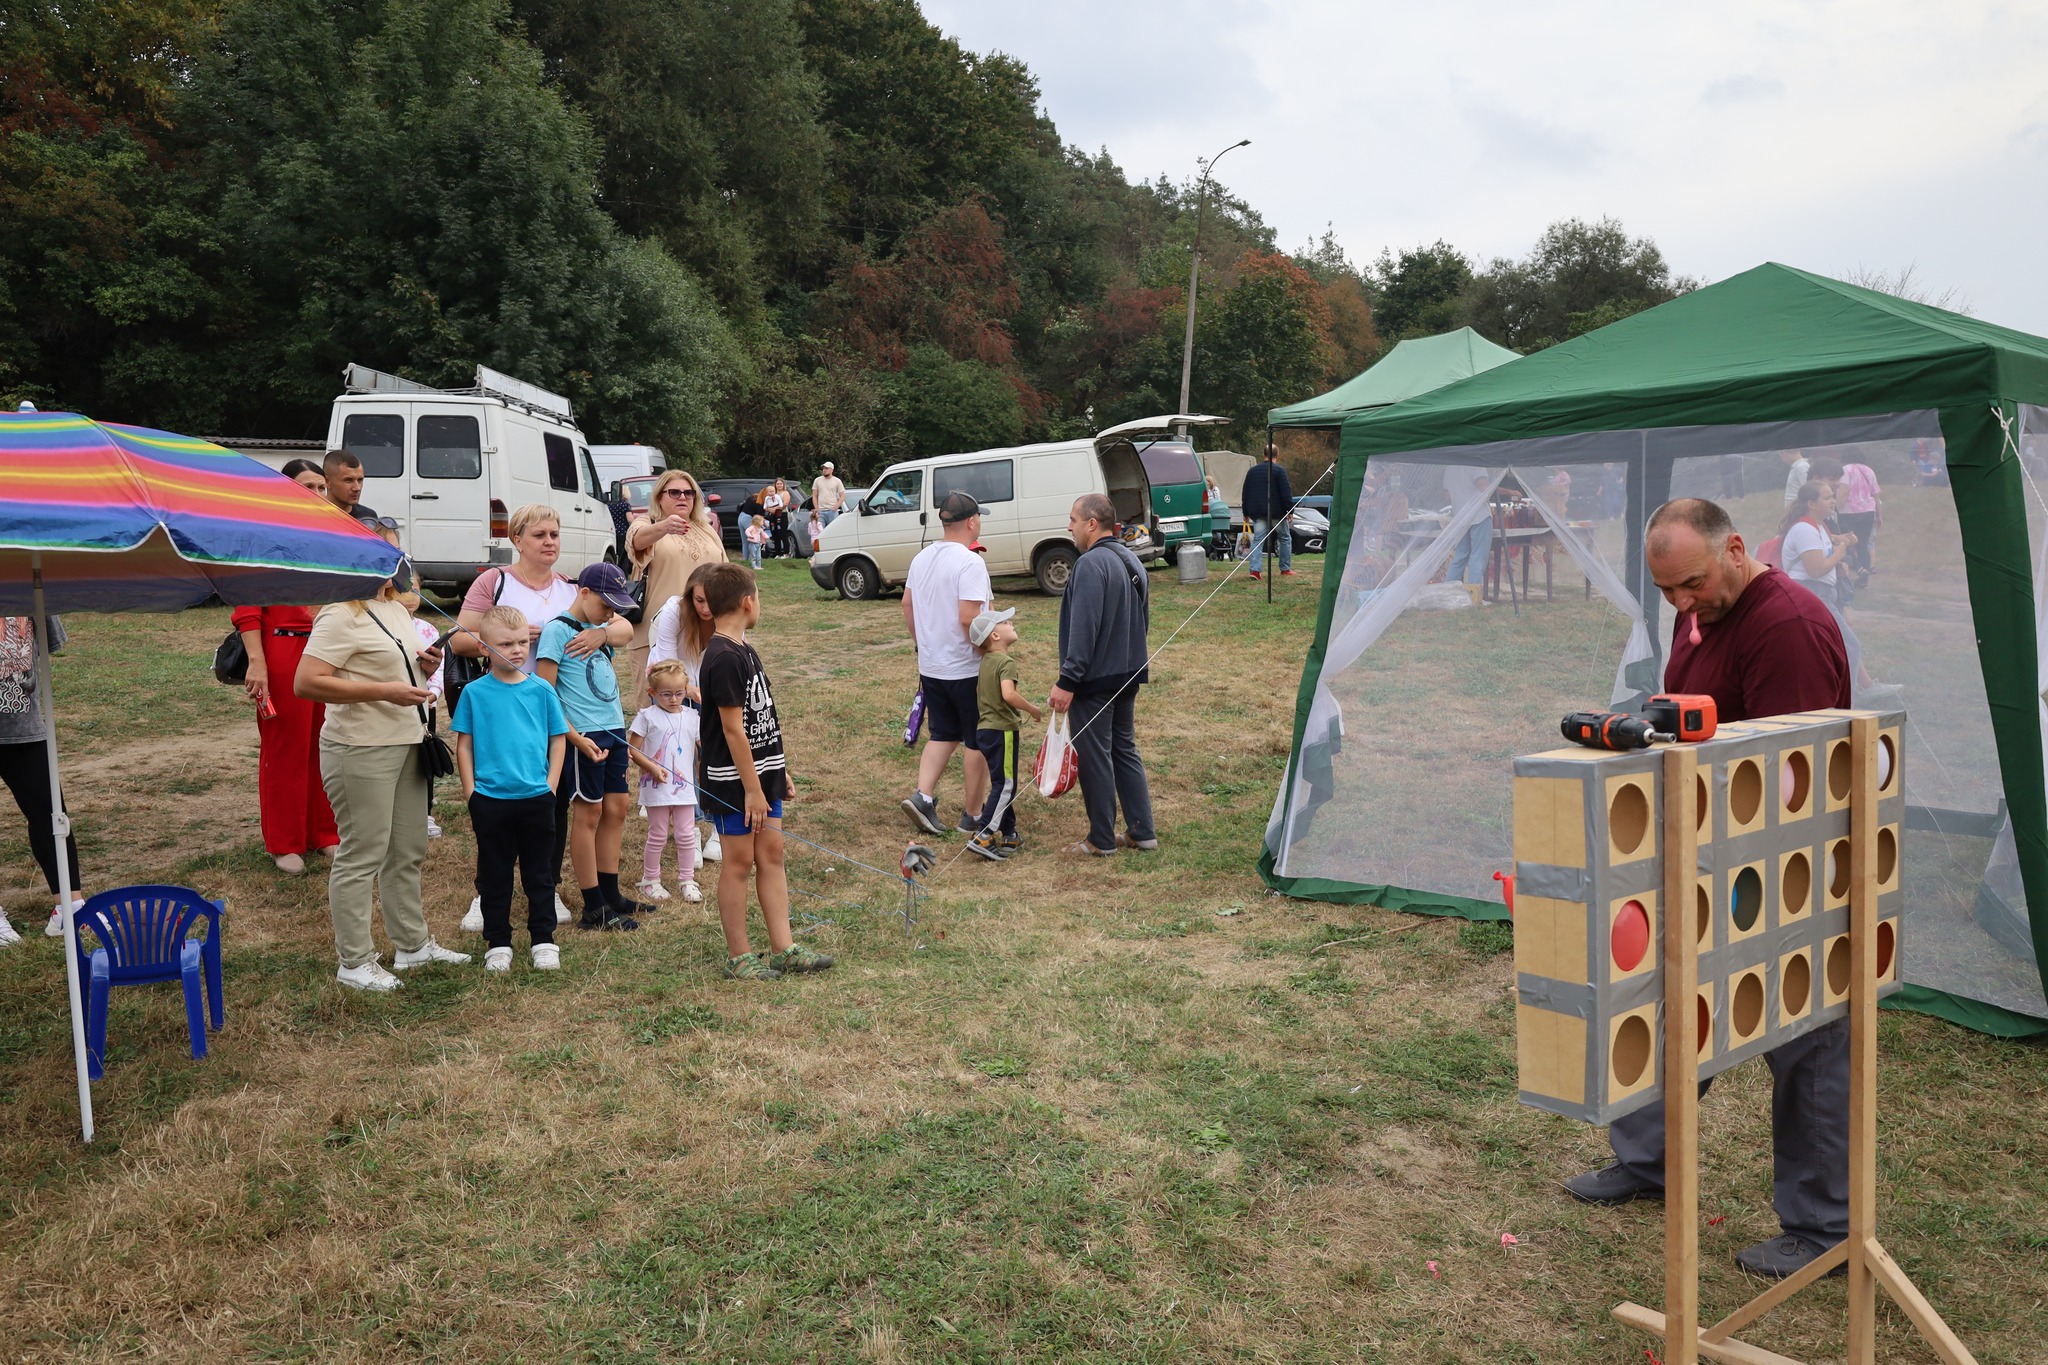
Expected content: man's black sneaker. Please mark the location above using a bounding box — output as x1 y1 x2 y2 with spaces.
580 911 641 932
1735 1235 1843 1280
956 810 981 834
1562 1160 1662 1206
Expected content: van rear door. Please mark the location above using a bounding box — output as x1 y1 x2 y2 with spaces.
335 406 409 530
408 403 488 568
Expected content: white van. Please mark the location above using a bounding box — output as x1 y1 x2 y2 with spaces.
589 443 664 490
807 433 1153 598
325 364 616 589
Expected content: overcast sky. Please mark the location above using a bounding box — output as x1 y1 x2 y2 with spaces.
919 1 2048 334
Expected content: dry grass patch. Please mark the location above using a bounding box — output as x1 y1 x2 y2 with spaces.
0 556 2042 1362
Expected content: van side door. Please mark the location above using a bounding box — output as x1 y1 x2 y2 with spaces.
858 465 927 582
932 457 1019 574
408 404 488 571
540 431 598 565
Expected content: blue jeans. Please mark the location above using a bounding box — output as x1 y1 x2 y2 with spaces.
1252 517 1292 573
1446 519 1493 584
819 507 840 528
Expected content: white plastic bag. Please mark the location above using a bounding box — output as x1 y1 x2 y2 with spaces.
1033 712 1079 799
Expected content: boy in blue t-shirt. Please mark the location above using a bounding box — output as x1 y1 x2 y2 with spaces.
537 563 666 931
452 606 569 971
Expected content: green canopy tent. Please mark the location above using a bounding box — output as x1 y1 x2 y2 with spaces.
1259 263 2048 1036
1267 327 1520 429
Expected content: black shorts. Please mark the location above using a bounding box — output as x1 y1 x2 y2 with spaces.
561 727 631 802
920 674 981 745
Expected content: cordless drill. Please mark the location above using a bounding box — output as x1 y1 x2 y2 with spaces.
1559 694 1718 751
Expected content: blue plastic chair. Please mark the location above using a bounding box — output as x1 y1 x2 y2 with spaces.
71 885 224 1081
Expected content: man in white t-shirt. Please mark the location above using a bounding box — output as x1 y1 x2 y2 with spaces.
812 462 847 528
901 491 994 835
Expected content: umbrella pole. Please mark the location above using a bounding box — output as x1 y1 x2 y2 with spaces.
31 553 92 1143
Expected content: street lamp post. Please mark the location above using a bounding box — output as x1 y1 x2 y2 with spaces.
1176 138 1250 425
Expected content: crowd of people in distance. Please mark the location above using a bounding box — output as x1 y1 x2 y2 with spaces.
0 449 1167 987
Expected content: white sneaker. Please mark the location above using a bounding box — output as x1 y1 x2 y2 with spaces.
483 946 513 973
531 943 560 971
426 816 443 839
336 960 403 991
45 898 82 938
638 880 670 902
461 897 484 934
391 939 472 970
555 894 572 924
680 881 703 903
701 831 722 862
0 910 19 946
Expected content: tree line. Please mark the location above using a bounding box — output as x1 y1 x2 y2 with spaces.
0 0 1693 477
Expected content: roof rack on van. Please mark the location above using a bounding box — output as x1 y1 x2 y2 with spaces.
341 362 577 426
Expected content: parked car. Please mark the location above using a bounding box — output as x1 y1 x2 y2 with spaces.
325 362 611 591
809 434 1155 599
1290 504 1329 555
698 477 813 557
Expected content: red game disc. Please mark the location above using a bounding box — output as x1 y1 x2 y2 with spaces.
1612 899 1651 972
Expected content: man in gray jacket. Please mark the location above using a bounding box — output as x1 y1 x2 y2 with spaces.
1050 494 1157 856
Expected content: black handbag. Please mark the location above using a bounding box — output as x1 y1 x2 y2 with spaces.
619 570 647 626
364 609 456 780
440 568 506 710
213 630 249 685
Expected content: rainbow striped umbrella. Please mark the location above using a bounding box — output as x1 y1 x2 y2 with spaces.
0 409 402 1144
0 410 399 612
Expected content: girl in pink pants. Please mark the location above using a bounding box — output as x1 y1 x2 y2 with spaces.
628 661 703 903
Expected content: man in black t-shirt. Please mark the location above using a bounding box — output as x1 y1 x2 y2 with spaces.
697 563 831 982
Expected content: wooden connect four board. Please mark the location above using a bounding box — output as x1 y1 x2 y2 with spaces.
1512 709 1904 1125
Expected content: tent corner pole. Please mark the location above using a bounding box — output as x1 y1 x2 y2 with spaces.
1266 424 1275 606
32 552 92 1144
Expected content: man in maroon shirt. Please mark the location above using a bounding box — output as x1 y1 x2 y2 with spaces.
1564 498 1853 1281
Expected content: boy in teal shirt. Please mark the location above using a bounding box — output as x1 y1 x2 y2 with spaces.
452 607 569 970
537 563 665 930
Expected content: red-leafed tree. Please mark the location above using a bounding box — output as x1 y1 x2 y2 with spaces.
828 198 1020 369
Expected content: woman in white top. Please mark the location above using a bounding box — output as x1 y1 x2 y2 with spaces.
645 560 721 692
451 504 584 671
1776 479 1867 686
642 560 724 864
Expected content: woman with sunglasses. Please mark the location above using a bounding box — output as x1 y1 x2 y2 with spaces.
626 469 724 704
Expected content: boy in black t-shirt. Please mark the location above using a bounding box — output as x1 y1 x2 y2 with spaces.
698 563 835 981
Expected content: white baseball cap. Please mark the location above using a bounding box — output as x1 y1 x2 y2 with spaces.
968 607 1016 647
822 461 835 470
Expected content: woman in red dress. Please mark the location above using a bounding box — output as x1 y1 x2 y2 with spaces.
235 459 340 873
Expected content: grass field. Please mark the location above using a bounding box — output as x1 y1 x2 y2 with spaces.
1 555 2044 1363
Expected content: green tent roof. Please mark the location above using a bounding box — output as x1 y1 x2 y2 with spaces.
1343 263 2048 453
1266 327 1520 429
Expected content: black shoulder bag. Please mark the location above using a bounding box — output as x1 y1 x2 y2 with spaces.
364 608 457 781
441 568 507 710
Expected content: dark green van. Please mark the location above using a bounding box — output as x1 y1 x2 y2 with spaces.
1092 414 1229 558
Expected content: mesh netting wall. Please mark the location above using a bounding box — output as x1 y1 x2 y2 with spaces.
1268 410 2047 1019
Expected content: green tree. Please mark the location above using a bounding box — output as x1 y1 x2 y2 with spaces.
0 0 227 408
1192 251 1337 442
1461 217 1694 352
159 0 745 453
1367 241 1472 342
885 343 1023 457
510 0 829 318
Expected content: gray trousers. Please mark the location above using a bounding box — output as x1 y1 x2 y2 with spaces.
1068 688 1155 852
1608 1016 1849 1247
319 738 432 969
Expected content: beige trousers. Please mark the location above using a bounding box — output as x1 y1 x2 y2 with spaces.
319 738 431 969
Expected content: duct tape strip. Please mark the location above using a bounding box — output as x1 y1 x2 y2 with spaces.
1518 973 1594 1018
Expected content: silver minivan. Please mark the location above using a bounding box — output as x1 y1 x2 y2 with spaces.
808 432 1154 598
